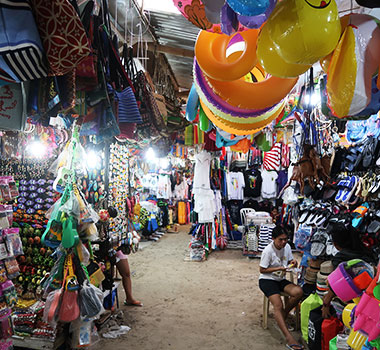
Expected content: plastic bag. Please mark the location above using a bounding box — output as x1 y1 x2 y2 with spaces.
43 288 63 327
282 186 298 205
60 191 80 217
58 290 80 323
79 281 104 318
70 319 94 348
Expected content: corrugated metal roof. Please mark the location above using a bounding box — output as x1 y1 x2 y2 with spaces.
146 10 198 90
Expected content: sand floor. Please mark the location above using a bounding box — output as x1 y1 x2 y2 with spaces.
93 225 302 350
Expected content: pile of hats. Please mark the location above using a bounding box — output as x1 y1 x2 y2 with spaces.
316 261 334 298
304 258 321 285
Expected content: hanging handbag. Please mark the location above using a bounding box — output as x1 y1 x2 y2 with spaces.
58 255 80 323
30 0 91 76
0 82 29 131
0 1 48 83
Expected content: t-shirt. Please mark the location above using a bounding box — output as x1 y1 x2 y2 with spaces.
244 169 262 197
227 171 245 200
261 170 278 199
259 242 293 281
193 151 212 191
227 200 243 225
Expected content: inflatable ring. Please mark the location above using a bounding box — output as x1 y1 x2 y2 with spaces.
195 72 285 124
257 25 311 78
200 99 285 135
185 84 200 122
205 72 297 109
195 29 259 81
193 60 274 119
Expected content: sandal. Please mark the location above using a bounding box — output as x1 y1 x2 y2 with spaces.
124 300 143 307
352 203 369 228
286 344 304 350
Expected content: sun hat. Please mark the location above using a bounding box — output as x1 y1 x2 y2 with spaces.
320 261 334 276
304 267 318 284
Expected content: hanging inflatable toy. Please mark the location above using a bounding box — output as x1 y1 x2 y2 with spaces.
195 29 259 81
257 0 341 68
257 23 311 77
221 2 239 35
325 14 380 118
202 0 225 24
185 84 199 122
227 0 270 16
193 60 273 120
204 72 296 110
237 0 276 29
194 31 297 109
199 104 212 132
199 99 285 135
356 0 380 7
172 0 221 32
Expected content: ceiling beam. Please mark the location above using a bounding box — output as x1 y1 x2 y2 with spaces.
147 43 194 58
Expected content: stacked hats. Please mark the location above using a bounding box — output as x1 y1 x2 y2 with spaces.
316 261 334 298
304 258 322 284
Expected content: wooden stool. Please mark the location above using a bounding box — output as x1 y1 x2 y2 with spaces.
262 292 300 330
262 273 301 330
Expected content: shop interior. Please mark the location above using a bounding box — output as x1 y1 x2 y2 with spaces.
1 0 380 349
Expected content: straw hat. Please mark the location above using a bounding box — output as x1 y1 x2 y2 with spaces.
320 261 334 276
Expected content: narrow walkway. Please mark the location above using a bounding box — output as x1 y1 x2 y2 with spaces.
95 226 300 350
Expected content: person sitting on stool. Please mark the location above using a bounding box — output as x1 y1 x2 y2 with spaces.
259 225 304 350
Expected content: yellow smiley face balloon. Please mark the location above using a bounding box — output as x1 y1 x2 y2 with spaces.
263 0 341 65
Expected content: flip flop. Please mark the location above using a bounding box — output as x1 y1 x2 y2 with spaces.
286 344 304 350
124 300 143 307
352 203 369 228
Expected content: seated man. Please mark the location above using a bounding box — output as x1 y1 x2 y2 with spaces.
259 225 304 350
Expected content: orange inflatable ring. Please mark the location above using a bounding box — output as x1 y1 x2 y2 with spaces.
200 99 285 135
195 29 259 81
205 73 297 110
197 77 285 124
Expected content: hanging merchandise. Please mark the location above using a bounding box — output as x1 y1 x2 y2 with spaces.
324 14 380 118
30 0 91 76
0 2 48 83
257 0 341 77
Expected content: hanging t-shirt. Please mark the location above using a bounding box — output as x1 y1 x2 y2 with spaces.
193 151 212 192
261 170 278 199
174 180 188 200
243 169 262 197
157 175 172 199
227 171 245 200
227 200 243 225
277 170 288 194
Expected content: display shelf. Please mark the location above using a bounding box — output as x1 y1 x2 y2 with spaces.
12 333 64 350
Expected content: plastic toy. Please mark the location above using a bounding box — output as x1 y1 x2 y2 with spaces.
257 0 341 67
185 84 199 122
342 303 369 350
202 0 225 24
199 99 284 135
227 0 270 16
237 0 276 29
326 14 380 118
195 29 259 81
328 259 373 302
257 22 311 77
